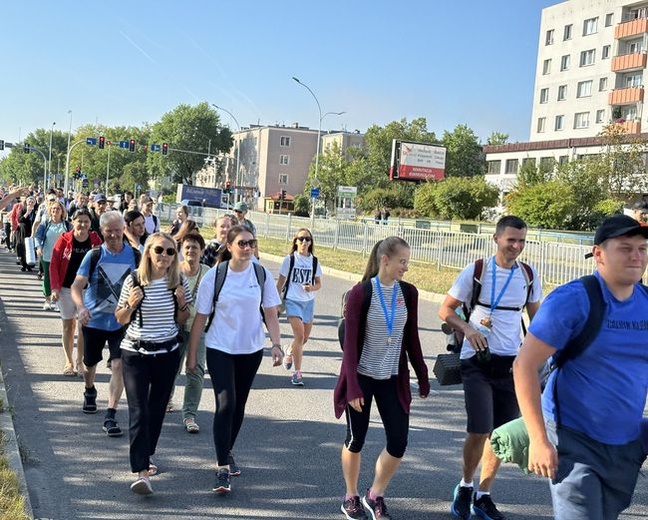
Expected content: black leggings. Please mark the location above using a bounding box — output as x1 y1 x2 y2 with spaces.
344 374 409 458
206 348 263 466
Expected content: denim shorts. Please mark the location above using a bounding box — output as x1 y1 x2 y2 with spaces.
284 298 315 324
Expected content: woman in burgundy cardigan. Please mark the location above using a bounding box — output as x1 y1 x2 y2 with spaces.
334 236 430 520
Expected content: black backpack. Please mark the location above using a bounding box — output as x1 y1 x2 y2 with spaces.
280 253 319 300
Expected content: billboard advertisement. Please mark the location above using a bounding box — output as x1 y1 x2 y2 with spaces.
389 140 446 181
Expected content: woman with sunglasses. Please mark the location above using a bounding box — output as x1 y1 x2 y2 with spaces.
187 225 283 494
276 228 322 386
50 208 102 376
35 201 72 311
115 232 191 495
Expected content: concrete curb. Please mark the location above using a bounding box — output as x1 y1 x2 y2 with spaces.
0 335 34 519
259 252 446 304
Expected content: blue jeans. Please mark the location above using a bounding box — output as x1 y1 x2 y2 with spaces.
546 420 645 520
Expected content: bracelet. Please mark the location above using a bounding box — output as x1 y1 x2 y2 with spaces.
271 344 281 349
180 304 190 312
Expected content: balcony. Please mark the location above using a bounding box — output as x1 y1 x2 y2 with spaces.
608 86 645 105
616 120 642 134
611 52 648 72
615 17 648 39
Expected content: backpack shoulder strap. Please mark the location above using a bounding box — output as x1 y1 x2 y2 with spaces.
133 247 142 267
467 258 485 316
128 271 144 328
252 262 267 322
205 260 229 332
87 246 103 281
519 261 534 306
554 274 605 369
282 254 295 297
312 255 318 282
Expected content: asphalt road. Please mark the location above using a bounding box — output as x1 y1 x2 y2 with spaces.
0 248 646 520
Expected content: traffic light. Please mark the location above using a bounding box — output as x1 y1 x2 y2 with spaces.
225 181 231 194
129 139 136 152
162 143 168 156
280 189 286 200
98 136 105 149
0 140 4 151
23 143 30 154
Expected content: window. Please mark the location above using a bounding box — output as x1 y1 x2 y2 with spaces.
560 54 570 71
278 173 288 184
574 112 590 129
487 160 501 174
577 80 593 98
583 17 598 35
505 159 519 174
279 154 289 165
546 29 555 45
522 158 535 169
627 39 643 54
555 115 564 131
599 77 608 91
559 155 569 165
605 13 613 26
626 73 643 87
596 109 606 123
557 85 567 100
540 88 549 103
602 45 611 59
537 117 547 133
564 24 573 40
580 49 596 67
543 58 552 75
280 136 291 147
540 157 555 169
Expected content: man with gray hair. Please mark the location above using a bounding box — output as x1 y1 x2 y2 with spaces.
71 211 140 437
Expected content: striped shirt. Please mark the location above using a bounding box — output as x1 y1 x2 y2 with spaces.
118 275 192 355
357 280 408 380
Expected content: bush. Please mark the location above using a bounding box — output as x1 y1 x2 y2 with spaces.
415 176 498 220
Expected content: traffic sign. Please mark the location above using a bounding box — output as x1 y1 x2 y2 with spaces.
86 137 97 146
310 187 320 199
119 140 130 149
150 144 161 152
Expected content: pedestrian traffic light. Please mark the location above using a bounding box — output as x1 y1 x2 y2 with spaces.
23 143 30 154
129 139 136 152
0 140 4 151
162 143 168 156
98 136 105 149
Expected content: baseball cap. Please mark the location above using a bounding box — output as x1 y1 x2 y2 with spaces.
585 214 648 258
94 193 107 203
632 201 648 213
234 201 249 212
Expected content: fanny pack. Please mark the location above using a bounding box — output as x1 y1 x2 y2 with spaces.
128 337 179 352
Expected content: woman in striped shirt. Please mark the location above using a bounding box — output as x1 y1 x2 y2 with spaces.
115 232 192 496
334 236 430 520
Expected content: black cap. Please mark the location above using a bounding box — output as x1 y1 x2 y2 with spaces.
585 214 648 258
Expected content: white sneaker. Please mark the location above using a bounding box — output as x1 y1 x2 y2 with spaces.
51 301 60 312
130 476 153 495
42 301 50 310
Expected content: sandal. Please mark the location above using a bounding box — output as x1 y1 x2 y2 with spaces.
63 365 76 377
102 418 123 437
183 417 200 434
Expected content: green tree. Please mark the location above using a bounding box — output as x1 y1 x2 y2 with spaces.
486 132 509 146
356 183 416 213
303 141 350 212
516 157 553 188
416 176 498 219
413 180 440 218
148 102 231 185
441 124 485 177
293 194 310 217
506 181 575 229
596 123 648 197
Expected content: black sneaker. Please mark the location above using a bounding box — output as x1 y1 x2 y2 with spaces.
212 467 231 494
472 493 507 520
451 484 473 519
82 387 98 414
102 417 123 437
341 496 368 520
362 491 391 520
227 452 241 476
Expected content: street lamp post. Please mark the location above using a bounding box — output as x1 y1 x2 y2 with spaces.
48 122 56 190
212 104 242 204
64 110 72 194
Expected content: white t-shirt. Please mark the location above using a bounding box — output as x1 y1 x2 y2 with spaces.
144 214 159 235
195 262 281 354
278 253 322 302
448 257 542 358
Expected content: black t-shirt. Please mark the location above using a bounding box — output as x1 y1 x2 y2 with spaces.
62 236 93 288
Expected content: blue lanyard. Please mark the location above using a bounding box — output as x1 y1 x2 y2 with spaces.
373 277 398 338
490 256 516 314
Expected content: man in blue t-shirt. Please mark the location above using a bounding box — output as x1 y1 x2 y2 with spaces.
71 211 139 438
514 214 648 520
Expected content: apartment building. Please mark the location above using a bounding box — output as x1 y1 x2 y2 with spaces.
485 0 648 194
195 124 365 210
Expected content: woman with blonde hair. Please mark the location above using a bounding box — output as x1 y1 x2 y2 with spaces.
116 232 192 495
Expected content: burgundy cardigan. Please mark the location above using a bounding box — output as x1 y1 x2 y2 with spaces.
333 279 430 419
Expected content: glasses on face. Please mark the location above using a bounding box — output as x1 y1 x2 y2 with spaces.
296 236 311 243
47 198 57 203
152 246 176 256
236 239 257 249
234 210 243 214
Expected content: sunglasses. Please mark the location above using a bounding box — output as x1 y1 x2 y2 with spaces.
237 239 258 249
234 210 243 214
152 246 176 256
296 236 312 243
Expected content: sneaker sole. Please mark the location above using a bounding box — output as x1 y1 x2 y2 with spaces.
340 503 367 520
82 407 98 414
471 505 501 520
130 479 153 495
291 380 304 386
212 485 231 494
102 426 123 437
450 504 472 519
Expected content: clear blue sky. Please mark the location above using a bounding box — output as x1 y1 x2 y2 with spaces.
0 0 558 150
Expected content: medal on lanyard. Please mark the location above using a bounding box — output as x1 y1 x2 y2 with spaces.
373 277 397 346
487 256 516 331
